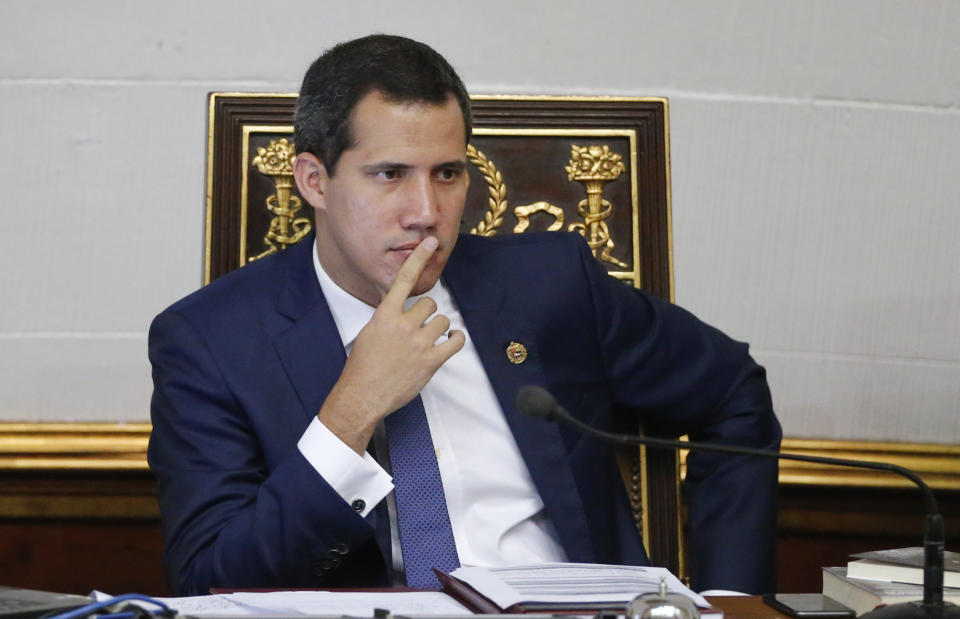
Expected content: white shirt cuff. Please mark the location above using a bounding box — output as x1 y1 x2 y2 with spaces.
297 416 393 518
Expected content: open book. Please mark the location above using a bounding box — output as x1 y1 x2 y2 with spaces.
438 562 716 614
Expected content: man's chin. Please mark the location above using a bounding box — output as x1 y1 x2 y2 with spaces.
410 271 442 297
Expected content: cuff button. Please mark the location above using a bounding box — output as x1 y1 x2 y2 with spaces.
351 498 366 512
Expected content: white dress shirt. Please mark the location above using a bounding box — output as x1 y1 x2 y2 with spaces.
297 246 568 568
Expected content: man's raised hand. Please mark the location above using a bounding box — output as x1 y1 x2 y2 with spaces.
317 236 465 454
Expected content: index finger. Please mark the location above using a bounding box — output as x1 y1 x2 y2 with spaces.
380 236 439 308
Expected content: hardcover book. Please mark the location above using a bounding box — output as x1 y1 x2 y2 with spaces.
848 548 960 587
822 567 960 616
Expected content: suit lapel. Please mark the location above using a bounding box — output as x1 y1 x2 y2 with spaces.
444 239 596 562
269 236 397 578
272 236 347 419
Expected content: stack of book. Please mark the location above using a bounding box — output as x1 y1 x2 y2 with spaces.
823 548 960 616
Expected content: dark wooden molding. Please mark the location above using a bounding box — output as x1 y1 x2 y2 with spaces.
205 93 299 283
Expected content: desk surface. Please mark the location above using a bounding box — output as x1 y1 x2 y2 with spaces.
708 596 790 619
196 591 790 619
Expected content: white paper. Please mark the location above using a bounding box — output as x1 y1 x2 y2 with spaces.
452 562 711 609
154 594 278 616
90 592 276 617
229 591 471 616
148 591 472 617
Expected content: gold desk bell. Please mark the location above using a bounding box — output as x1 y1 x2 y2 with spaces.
625 579 700 619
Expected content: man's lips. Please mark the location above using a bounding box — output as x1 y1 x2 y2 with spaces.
390 241 442 253
388 242 442 264
391 243 421 251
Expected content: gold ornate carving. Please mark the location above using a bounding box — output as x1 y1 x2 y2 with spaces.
513 201 565 233
565 144 628 268
467 144 507 236
249 138 312 261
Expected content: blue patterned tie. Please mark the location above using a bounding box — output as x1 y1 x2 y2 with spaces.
384 394 460 588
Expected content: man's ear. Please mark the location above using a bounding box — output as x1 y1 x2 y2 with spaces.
293 152 329 211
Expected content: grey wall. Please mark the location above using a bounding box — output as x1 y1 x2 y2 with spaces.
1 0 957 443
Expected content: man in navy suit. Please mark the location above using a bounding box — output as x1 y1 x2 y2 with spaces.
148 34 781 597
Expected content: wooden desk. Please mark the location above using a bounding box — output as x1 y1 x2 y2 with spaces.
707 596 790 619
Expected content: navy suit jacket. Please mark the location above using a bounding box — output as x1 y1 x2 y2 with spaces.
148 231 780 596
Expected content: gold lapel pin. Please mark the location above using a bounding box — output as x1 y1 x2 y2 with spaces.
506 341 528 364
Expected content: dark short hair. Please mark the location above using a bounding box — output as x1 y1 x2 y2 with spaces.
293 34 472 175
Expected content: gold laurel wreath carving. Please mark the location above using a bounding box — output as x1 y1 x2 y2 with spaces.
467 144 507 236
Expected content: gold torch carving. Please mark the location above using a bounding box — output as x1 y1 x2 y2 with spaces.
250 138 312 261
565 144 628 268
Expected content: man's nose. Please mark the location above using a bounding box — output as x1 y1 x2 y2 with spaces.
399 175 439 229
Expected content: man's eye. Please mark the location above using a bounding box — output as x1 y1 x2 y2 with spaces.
435 168 461 181
378 169 402 180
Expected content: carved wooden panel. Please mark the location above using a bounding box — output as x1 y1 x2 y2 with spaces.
205 94 672 299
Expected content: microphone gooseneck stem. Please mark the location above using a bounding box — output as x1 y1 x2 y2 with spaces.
923 514 944 607
541 397 945 607
553 405 940 515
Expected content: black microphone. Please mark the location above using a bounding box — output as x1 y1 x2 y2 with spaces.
516 384 957 619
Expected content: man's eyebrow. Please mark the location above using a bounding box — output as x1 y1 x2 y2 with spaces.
361 162 412 174
434 159 467 170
